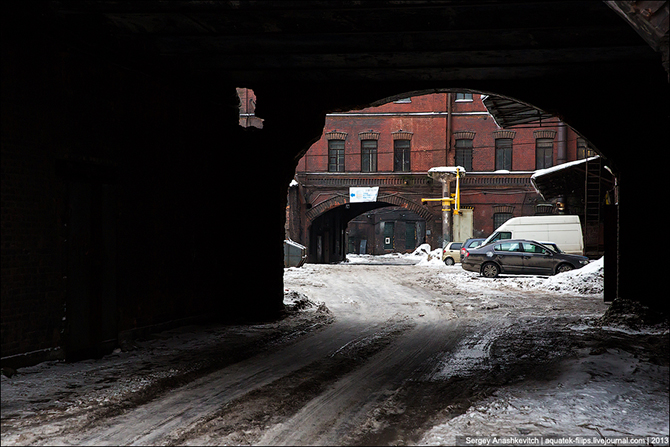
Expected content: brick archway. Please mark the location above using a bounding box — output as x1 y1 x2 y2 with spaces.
305 194 434 225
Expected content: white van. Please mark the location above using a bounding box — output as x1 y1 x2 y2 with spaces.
482 215 584 255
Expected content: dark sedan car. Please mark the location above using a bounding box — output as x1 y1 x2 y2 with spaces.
461 239 589 278
459 238 486 261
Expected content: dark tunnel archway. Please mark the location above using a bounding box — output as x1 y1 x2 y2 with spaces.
307 201 431 264
2 1 667 365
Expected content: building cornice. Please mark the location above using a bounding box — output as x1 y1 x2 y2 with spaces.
358 130 380 140
391 130 414 140
453 131 476 140
492 130 517 139
533 129 557 139
325 130 348 140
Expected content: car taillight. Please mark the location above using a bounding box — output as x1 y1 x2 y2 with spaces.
464 251 469 258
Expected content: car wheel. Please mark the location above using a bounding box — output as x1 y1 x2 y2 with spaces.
556 263 573 274
444 257 455 266
481 262 500 278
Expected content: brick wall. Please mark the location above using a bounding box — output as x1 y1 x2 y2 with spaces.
294 93 583 245
298 93 583 175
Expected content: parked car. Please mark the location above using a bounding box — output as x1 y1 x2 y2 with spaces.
442 241 463 265
460 238 486 260
461 239 589 278
482 215 584 255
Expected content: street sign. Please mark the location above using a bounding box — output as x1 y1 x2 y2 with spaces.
349 187 379 203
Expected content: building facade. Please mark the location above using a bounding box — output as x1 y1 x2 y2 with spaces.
288 93 596 262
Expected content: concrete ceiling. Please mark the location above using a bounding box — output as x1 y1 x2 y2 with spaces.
44 1 664 88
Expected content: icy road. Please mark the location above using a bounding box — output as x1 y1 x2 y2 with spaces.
1 255 668 446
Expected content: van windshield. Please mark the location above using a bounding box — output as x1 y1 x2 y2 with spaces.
483 231 512 246
545 243 563 254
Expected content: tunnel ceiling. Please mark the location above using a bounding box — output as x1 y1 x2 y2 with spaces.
44 0 664 90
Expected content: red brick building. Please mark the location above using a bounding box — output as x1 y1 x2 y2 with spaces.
289 93 597 261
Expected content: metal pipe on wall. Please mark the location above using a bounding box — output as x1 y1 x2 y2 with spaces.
446 93 453 166
556 119 567 213
557 119 567 165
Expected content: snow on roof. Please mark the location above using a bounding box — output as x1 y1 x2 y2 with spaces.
428 166 466 174
530 156 599 181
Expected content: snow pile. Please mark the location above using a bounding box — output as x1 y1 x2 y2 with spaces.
540 256 604 294
431 257 605 296
412 244 446 267
411 243 433 256
343 244 446 266
506 256 604 295
283 289 329 315
345 253 416 265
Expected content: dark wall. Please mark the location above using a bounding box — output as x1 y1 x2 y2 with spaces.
1 18 297 364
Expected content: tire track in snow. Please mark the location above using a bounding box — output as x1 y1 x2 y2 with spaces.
257 320 466 446
48 321 385 445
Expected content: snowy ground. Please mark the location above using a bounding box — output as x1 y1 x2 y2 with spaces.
420 335 669 445
2 250 668 446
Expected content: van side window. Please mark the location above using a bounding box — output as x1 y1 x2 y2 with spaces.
489 231 511 243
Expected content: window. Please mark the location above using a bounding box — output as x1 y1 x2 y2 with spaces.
328 140 345 172
455 93 473 101
489 231 512 243
495 138 513 171
361 140 377 172
521 243 549 254
495 242 521 252
493 213 512 230
577 138 595 159
394 140 411 172
455 139 473 172
536 138 553 169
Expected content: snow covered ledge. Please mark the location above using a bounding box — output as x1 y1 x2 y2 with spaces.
530 156 599 196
